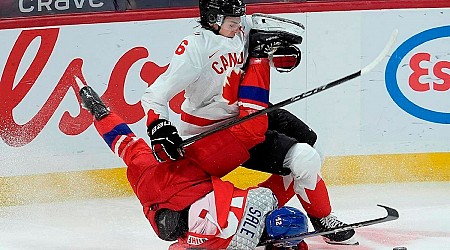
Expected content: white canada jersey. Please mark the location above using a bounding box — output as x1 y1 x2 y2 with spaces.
141 16 253 136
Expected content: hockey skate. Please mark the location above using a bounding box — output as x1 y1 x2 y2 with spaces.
265 240 308 250
309 213 358 245
252 13 305 37
249 29 303 58
79 86 110 120
249 13 304 58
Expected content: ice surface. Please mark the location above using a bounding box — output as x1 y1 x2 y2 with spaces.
1 182 449 250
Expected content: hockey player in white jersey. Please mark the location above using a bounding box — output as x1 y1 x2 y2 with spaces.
141 0 357 248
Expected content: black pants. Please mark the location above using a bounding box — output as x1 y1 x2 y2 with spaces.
242 108 317 176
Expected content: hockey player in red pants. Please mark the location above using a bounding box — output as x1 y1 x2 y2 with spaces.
78 83 309 249
141 0 357 247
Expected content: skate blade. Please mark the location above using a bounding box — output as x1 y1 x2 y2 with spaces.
251 13 305 37
322 235 359 245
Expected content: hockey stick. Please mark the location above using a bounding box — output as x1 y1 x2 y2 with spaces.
259 204 399 247
180 29 398 147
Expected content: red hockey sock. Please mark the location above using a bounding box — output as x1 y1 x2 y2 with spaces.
258 174 296 207
297 176 331 218
259 174 332 218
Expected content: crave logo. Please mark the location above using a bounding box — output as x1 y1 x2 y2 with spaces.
385 25 450 124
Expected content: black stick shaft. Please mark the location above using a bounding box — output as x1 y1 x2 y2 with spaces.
180 70 361 147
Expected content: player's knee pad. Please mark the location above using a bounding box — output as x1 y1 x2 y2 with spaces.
284 143 322 191
184 129 250 177
313 138 325 166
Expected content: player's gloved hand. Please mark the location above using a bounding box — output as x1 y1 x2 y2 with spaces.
147 119 184 162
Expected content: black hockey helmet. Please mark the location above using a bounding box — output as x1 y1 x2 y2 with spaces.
199 0 246 28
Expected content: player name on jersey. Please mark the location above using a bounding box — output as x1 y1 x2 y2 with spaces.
187 235 209 246
239 206 263 239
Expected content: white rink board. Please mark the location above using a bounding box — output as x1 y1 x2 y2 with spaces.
303 8 450 156
1 8 450 176
0 18 203 176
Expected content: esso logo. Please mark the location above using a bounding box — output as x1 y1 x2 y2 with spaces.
385 25 450 124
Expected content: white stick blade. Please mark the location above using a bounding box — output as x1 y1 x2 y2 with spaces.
361 29 398 75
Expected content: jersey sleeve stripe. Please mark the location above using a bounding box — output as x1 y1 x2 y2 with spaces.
102 123 134 149
238 86 269 104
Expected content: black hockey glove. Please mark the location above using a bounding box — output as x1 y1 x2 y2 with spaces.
147 119 184 162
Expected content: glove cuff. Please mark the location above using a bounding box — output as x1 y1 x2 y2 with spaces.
147 119 174 138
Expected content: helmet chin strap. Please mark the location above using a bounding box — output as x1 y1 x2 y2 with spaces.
216 25 222 35
211 14 225 35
